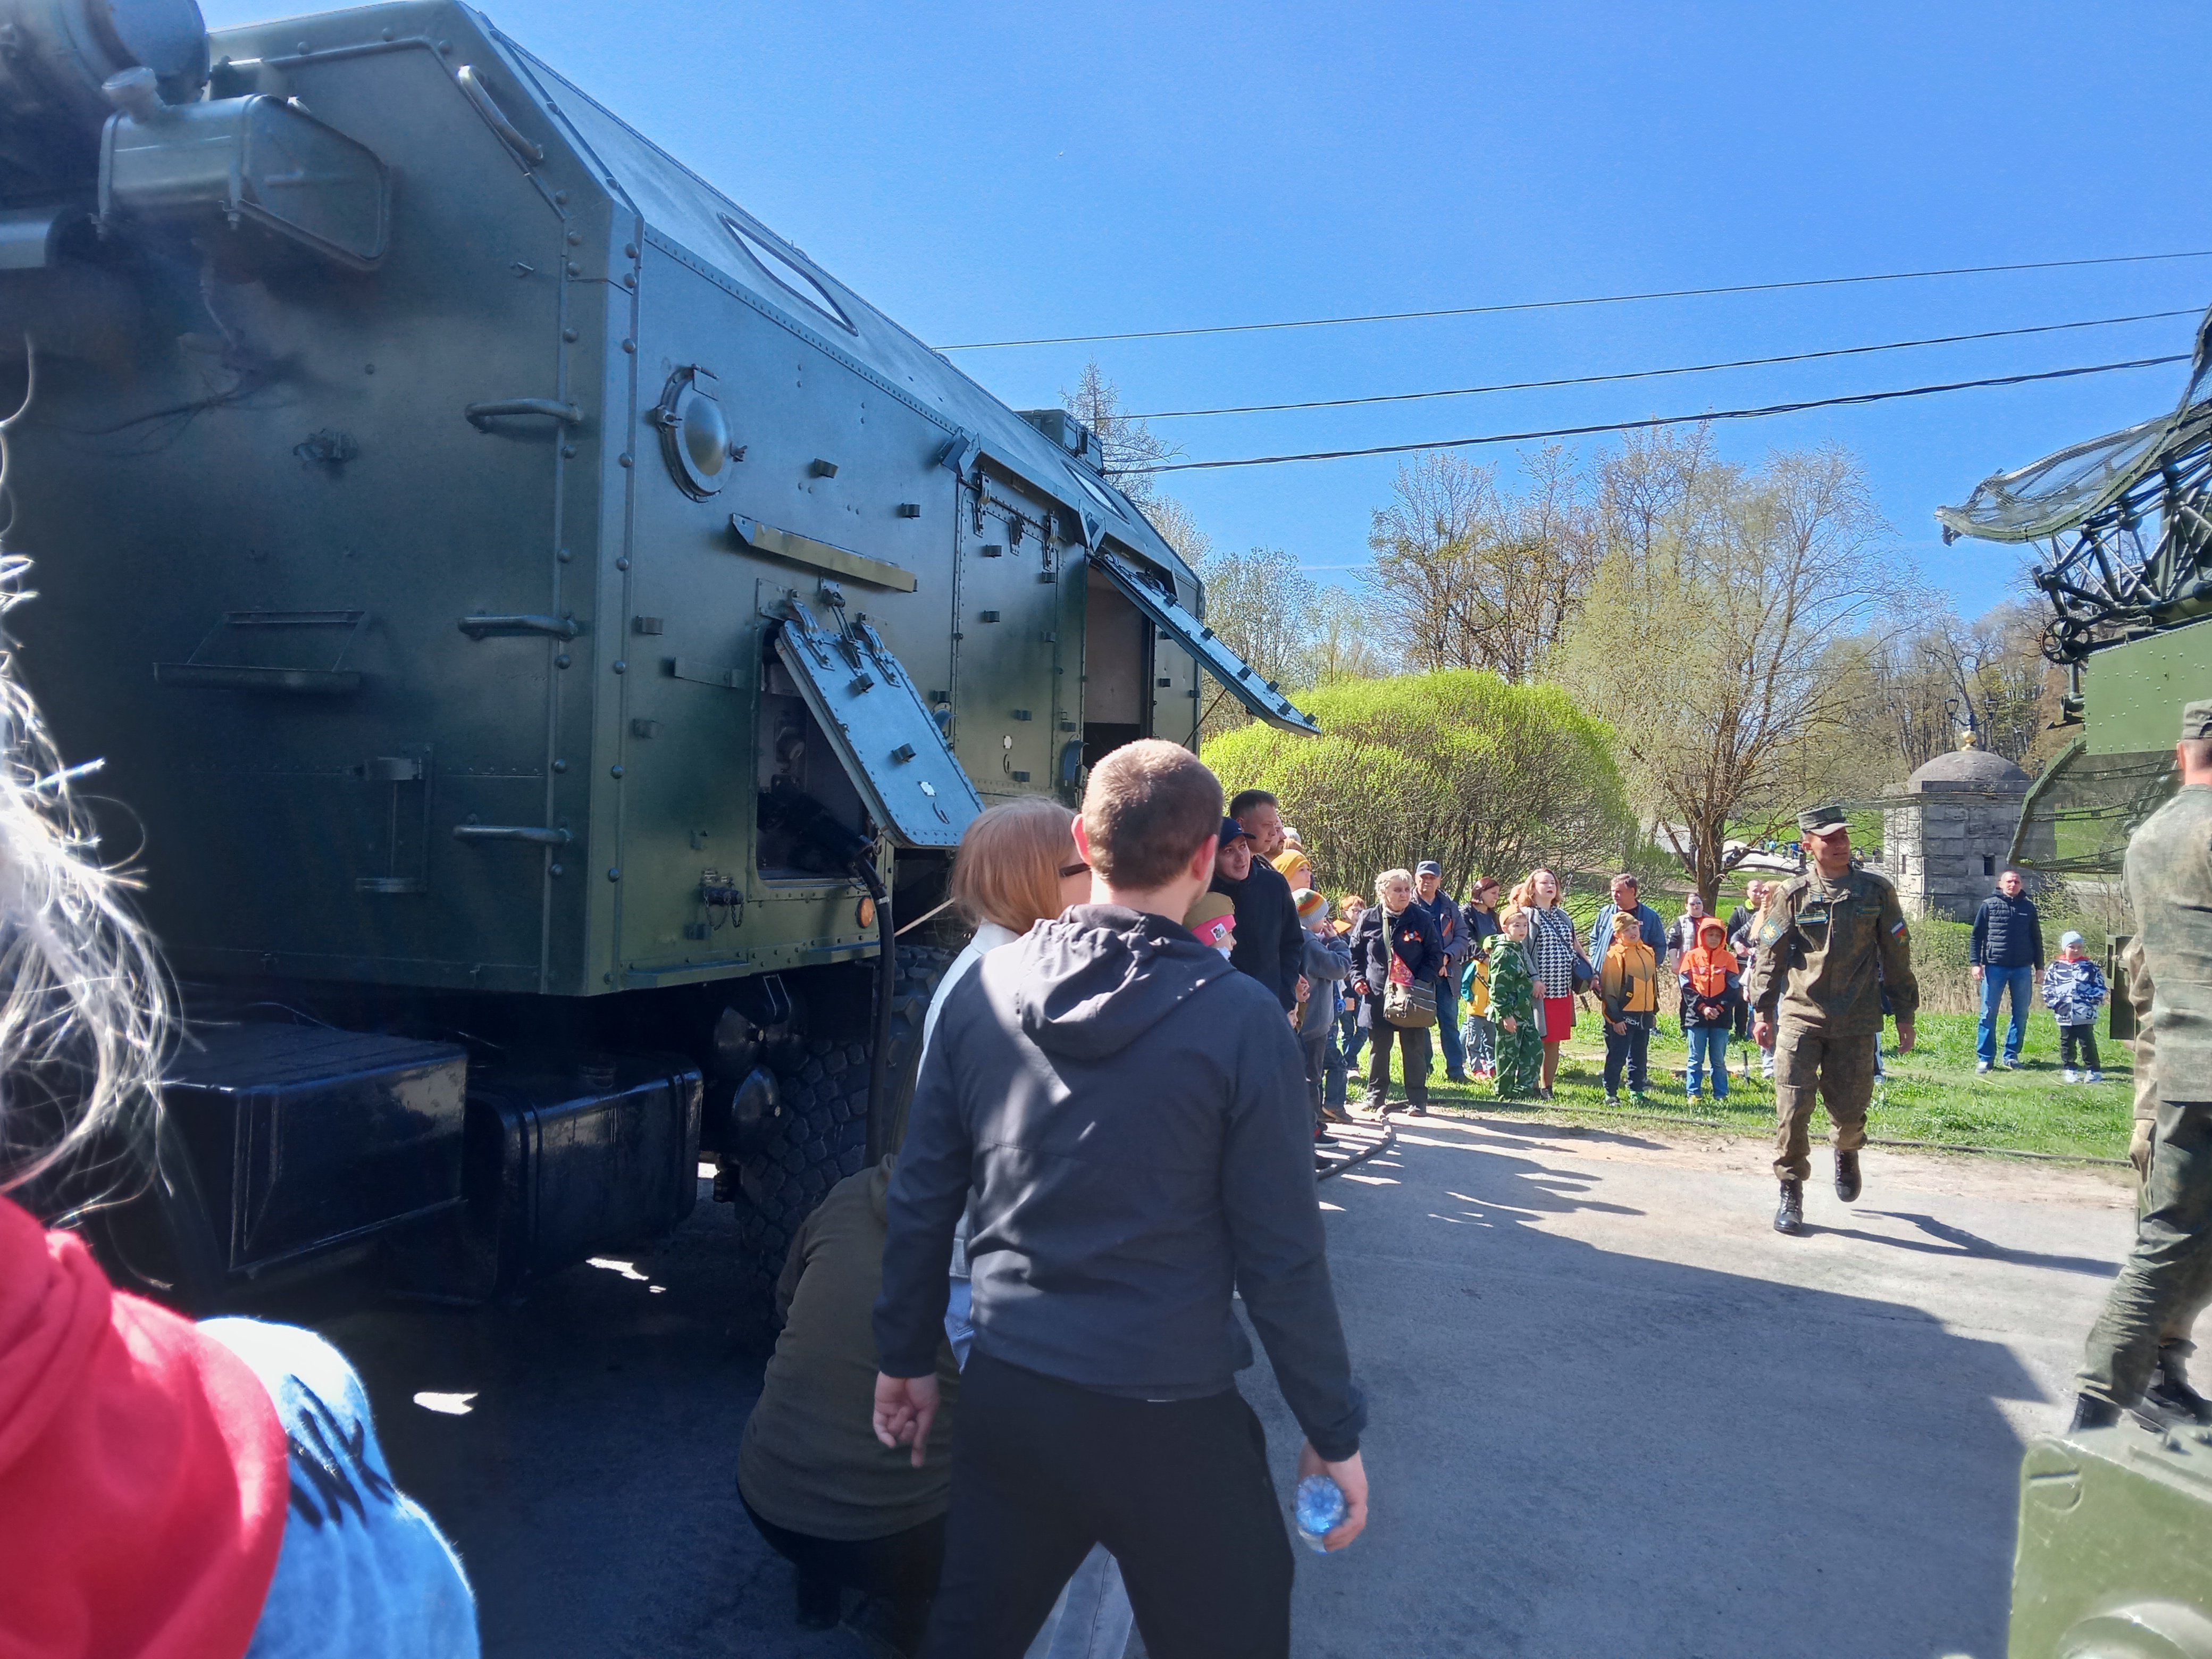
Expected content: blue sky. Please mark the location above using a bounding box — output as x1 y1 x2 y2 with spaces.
207 0 2210 617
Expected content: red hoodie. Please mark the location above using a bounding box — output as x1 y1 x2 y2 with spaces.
0 1195 288 1659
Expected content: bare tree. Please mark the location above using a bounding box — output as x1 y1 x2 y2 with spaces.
1191 546 1317 744
1364 449 1601 681
1062 360 1178 507
1305 586 1393 684
1559 440 1890 907
1848 597 2063 780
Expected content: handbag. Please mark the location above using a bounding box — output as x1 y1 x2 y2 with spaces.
1384 945 1438 1028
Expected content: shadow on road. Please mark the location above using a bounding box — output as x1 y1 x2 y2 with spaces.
1245 1128 2053 1659
307 1124 2072 1659
1828 1210 2119 1277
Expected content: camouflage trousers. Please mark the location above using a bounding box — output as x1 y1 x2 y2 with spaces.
1771 1023 1875 1182
2080 1098 2212 1409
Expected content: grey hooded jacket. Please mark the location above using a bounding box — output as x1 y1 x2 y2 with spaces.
875 903 1367 1461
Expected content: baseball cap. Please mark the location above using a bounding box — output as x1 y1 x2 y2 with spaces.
1797 804 1849 836
1218 817 1253 844
2184 700 2212 741
1415 860 1442 877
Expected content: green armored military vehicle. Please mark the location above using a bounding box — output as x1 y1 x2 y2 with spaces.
1940 309 2212 1659
0 0 1314 1306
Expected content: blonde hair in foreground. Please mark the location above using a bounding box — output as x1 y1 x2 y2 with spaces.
0 554 170 1194
950 795 1078 934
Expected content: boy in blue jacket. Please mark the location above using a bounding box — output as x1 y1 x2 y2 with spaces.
2042 931 2109 1083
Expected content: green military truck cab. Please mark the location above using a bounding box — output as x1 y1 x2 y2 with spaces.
0 0 1314 1308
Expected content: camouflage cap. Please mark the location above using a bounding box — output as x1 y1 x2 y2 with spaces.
1796 803 1849 836
2184 699 2212 742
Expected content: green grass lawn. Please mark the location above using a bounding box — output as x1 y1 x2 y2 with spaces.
1400 1007 2133 1162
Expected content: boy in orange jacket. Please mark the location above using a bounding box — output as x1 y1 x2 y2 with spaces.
1679 915 1742 1102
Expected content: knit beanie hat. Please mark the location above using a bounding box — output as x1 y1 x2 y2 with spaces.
1294 887 1328 922
1271 850 1310 881
1184 892 1237 950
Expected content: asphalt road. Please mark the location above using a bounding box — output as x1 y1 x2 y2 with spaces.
317 1116 2143 1659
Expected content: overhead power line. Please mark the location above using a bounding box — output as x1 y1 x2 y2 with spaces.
1124 308 2200 420
1121 354 2190 474
934 250 2212 351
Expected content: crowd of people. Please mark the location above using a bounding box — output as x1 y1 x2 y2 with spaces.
0 665 2174 1659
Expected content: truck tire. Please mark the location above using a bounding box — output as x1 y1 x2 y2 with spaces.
735 944 956 1308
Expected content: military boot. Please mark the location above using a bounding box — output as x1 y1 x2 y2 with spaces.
2146 1345 2212 1427
1773 1179 1805 1235
2068 1394 2122 1432
1834 1150 1862 1203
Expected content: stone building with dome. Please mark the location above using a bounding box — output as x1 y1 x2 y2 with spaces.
1879 738 2054 920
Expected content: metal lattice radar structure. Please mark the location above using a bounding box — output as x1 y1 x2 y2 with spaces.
1936 305 2212 877
0 0 1314 1312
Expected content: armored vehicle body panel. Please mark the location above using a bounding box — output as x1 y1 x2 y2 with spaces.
0 0 1316 1308
0 0 1313 1002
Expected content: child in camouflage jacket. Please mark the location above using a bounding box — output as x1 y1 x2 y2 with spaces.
1486 911 1544 1100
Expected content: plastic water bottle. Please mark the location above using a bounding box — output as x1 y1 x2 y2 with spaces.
1294 1474 1348 1553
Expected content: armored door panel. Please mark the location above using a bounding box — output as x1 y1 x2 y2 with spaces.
769 605 979 849
611 247 967 979
955 474 1063 799
12 39 578 990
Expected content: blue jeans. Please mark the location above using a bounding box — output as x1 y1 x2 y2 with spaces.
1686 1026 1729 1098
1978 965 2034 1063
1462 1014 1495 1071
1338 1005 1365 1067
1435 977 1465 1078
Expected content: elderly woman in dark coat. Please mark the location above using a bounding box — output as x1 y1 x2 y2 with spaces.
1349 867 1446 1117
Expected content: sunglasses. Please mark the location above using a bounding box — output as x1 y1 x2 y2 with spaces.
1059 861 1091 879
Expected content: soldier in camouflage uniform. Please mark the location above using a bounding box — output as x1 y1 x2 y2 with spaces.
2072 701 2212 1429
1745 805 1919 1235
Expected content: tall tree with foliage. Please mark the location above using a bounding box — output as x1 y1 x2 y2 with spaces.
1557 435 1888 907
1203 669 1631 899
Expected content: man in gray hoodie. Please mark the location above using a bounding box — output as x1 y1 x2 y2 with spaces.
873 740 1368 1659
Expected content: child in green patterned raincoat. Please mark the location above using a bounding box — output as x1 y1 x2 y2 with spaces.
1486 907 1544 1100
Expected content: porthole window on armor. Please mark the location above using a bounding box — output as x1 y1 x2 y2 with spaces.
719 214 856 334
657 366 732 500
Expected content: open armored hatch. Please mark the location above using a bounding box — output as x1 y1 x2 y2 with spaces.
762 552 1318 871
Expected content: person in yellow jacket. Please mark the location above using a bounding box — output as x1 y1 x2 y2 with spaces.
1599 909 1660 1105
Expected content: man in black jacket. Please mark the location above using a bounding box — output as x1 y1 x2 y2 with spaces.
874 741 1368 1659
1211 791 1304 1012
1971 867 2045 1071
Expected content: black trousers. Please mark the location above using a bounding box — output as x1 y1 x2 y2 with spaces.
1363 999 1431 1106
2060 1023 2101 1070
922 1351 1294 1659
740 1493 943 1641
1603 1019 1650 1095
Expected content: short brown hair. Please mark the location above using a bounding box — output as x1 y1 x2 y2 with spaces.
951 797 1078 933
1227 787 1278 821
1082 741 1222 890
